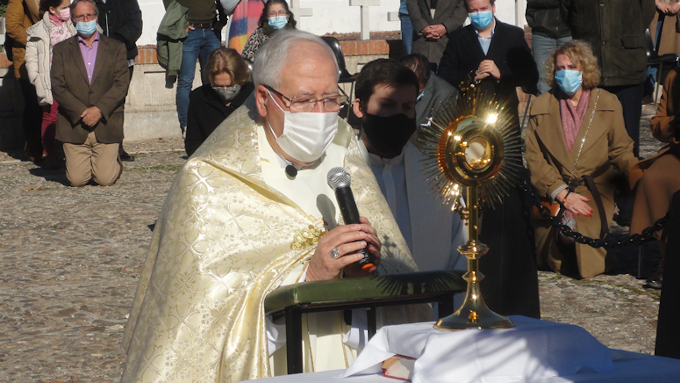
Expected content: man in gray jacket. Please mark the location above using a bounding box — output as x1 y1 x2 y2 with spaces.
400 53 458 128
407 0 467 68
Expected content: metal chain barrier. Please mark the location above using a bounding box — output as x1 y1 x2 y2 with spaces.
518 179 670 249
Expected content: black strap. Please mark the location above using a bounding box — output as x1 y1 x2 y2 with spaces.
567 161 611 238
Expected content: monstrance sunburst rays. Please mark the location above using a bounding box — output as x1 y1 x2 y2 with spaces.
419 77 524 214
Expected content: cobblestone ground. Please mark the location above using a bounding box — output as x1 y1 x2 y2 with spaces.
0 104 668 383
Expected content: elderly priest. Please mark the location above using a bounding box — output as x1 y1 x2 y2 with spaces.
120 30 421 382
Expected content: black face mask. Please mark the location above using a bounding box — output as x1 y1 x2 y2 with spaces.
362 113 417 158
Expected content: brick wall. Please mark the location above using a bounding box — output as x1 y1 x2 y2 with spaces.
0 40 402 69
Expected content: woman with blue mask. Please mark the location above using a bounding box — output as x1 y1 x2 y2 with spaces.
525 40 638 279
185 48 254 156
242 0 296 62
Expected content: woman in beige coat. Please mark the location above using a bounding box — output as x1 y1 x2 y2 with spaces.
526 40 638 279
649 0 680 57
629 67 680 288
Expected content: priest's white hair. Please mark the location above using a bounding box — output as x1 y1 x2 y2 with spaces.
252 30 339 89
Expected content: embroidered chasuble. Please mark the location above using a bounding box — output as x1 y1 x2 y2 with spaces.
121 98 419 382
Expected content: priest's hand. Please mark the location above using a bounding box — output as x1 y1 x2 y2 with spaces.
306 217 382 281
343 217 381 278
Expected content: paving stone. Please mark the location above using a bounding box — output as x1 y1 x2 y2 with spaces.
0 104 669 382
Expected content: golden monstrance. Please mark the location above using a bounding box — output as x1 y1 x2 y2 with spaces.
420 78 524 330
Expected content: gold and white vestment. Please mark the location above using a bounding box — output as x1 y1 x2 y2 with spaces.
120 98 419 382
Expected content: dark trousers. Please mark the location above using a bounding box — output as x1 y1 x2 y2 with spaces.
602 82 643 222
479 169 541 319
602 82 644 158
119 65 134 154
655 191 680 359
19 78 44 159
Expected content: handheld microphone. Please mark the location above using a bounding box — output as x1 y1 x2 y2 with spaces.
326 167 375 270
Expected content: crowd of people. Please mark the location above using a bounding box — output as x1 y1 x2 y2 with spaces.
4 0 679 381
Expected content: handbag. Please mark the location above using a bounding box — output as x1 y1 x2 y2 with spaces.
532 201 561 220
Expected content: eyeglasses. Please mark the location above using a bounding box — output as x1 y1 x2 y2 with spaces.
268 10 288 17
264 85 348 113
74 13 97 21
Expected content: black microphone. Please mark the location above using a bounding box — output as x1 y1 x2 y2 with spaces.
326 167 374 270
285 165 297 179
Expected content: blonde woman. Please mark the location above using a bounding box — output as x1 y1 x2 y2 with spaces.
525 40 638 279
185 48 254 156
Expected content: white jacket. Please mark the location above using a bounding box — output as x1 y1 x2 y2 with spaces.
25 12 76 106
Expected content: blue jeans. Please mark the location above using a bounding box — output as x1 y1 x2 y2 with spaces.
177 27 221 129
531 34 572 95
400 13 413 56
645 16 665 95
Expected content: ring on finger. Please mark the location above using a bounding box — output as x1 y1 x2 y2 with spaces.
330 248 340 259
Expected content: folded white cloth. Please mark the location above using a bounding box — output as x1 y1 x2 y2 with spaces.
342 316 614 383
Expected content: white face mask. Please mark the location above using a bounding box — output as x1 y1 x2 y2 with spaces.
266 90 338 163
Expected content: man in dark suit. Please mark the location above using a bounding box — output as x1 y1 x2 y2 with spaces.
407 0 467 68
438 0 538 121
95 0 143 162
51 0 130 187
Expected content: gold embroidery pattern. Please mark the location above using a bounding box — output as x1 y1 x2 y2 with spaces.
291 225 327 250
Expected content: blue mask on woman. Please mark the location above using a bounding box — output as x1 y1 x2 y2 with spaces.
469 11 493 30
76 19 97 37
268 15 288 30
555 69 583 96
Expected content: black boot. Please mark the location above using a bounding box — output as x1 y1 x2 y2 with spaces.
645 258 664 290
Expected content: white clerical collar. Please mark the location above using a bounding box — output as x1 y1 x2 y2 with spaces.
272 149 304 171
368 150 404 166
357 138 405 167
366 147 405 167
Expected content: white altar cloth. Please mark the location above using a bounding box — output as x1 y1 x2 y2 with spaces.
343 316 613 383
247 316 680 383
249 351 680 383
